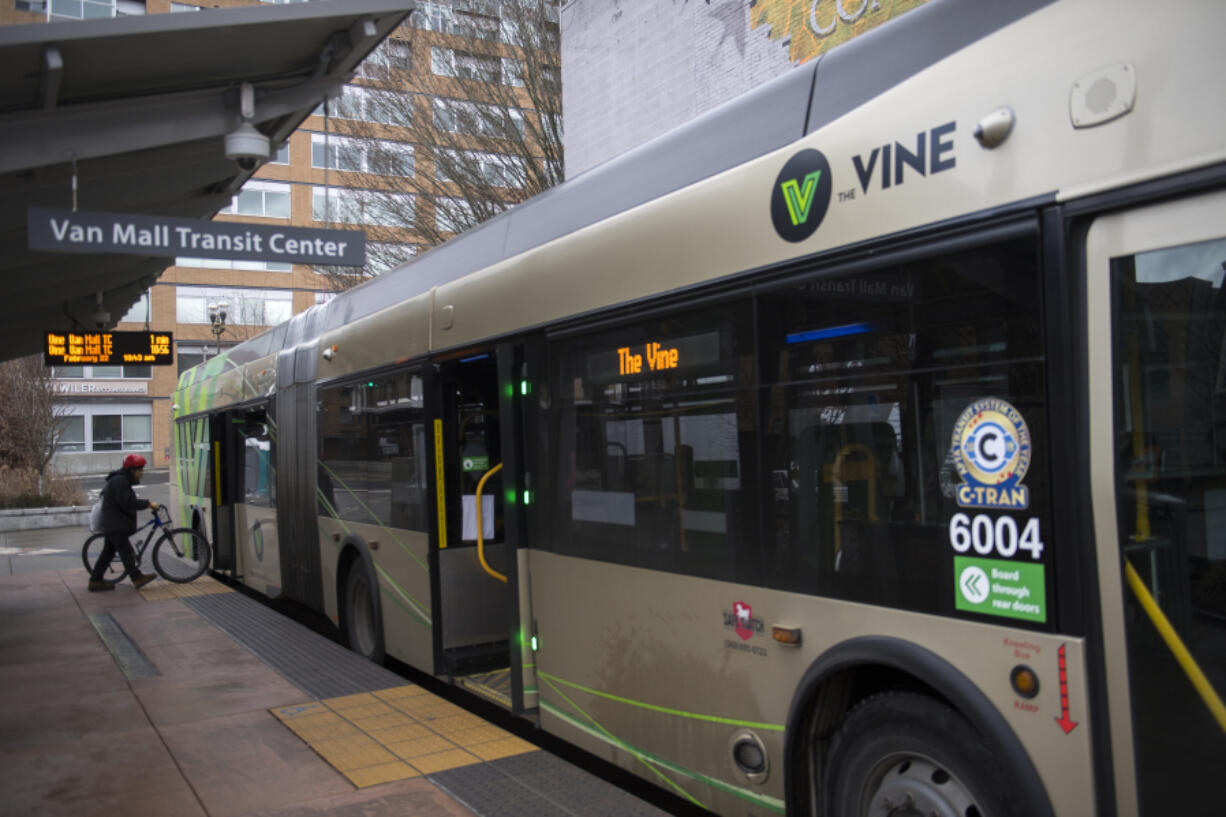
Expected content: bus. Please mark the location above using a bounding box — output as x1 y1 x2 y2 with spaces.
171 1 1226 814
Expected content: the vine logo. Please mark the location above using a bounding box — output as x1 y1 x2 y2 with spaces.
771 149 832 242
781 171 823 226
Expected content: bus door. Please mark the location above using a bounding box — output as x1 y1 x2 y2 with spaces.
208 411 238 573
1086 188 1226 816
233 404 280 597
432 349 516 707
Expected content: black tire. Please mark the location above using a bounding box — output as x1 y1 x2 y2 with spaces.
344 562 385 663
82 533 129 585
151 527 211 583
823 691 1020 817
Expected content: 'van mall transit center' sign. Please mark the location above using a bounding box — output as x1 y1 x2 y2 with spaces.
28 206 365 266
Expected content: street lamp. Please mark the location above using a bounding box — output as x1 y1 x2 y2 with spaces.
207 299 229 359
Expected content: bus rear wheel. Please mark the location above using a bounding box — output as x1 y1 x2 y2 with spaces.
343 562 385 664
823 691 1018 817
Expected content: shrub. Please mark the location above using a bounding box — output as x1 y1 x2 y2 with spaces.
0 466 85 509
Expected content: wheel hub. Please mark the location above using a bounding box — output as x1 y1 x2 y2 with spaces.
867 758 979 817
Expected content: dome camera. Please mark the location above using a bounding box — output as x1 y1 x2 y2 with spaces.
92 305 110 329
225 121 270 171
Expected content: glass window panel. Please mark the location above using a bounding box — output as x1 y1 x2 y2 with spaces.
265 190 290 218
92 365 123 378
122 415 151 447
548 304 757 582
92 415 123 451
58 416 85 452
54 366 84 379
123 364 151 379
1111 235 1226 814
758 237 1051 623
318 372 428 529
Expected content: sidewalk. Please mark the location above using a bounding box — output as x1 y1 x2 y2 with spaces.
0 569 474 817
0 532 674 817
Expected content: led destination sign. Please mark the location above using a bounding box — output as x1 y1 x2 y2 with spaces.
28 207 365 266
45 331 174 366
589 331 723 382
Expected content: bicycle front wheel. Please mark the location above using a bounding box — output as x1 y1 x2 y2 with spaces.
82 533 128 585
152 528 211 583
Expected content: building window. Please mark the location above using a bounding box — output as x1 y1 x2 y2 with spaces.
57 416 85 452
169 2 199 10
118 290 150 324
435 197 474 234
325 85 413 127
269 142 290 165
176 287 293 327
177 257 292 272
433 98 524 138
312 187 413 228
311 134 413 176
414 1 454 34
358 38 410 81
91 414 151 452
367 242 418 274
218 181 291 219
51 365 150 379
435 149 523 187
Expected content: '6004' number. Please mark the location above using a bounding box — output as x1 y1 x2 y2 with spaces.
949 513 1044 560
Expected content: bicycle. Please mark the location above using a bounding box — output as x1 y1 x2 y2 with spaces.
82 506 212 585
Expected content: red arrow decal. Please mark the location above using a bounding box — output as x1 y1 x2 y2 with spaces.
1055 643 1078 734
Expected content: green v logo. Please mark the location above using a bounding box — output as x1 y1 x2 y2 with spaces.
780 171 823 226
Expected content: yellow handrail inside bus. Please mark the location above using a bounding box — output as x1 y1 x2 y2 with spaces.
1124 559 1226 734
830 443 877 559
475 463 507 583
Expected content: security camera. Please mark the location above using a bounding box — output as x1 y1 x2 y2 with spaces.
225 121 270 171
92 306 110 329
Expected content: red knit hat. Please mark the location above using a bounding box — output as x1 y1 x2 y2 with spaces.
123 454 147 469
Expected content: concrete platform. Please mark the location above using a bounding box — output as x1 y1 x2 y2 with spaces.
0 531 674 817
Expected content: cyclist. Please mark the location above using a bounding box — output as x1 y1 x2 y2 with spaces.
87 454 161 592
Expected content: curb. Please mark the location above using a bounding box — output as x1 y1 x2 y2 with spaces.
0 506 91 532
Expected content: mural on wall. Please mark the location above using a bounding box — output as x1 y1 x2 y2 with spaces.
750 0 931 64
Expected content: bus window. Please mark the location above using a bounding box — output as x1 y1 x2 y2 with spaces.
1111 236 1226 814
548 302 760 582
317 371 428 530
758 236 1054 624
240 410 275 508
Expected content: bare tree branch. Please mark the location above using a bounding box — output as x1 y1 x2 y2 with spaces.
0 355 72 477
312 0 562 292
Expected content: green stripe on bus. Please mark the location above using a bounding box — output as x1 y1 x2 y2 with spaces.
375 565 432 629
536 671 785 732
317 460 429 573
540 675 706 808
539 691 785 814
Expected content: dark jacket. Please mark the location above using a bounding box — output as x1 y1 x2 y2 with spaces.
99 468 150 535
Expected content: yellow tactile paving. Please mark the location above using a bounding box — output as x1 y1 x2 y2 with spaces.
343 761 419 787
271 684 538 788
386 734 459 759
140 575 233 601
468 736 539 762
404 748 482 774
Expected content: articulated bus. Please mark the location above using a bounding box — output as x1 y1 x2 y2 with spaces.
172 1 1226 813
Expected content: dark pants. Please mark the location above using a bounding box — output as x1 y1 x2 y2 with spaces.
91 531 139 582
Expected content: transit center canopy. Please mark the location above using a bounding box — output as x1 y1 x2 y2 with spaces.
0 0 410 362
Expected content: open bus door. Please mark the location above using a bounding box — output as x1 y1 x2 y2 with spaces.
1085 188 1226 815
207 411 239 573
430 344 536 715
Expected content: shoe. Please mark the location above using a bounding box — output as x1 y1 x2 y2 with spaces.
87 580 115 592
131 573 156 590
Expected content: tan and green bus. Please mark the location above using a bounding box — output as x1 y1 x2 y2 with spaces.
172 0 1226 813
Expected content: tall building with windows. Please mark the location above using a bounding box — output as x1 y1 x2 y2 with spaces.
5 0 559 474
